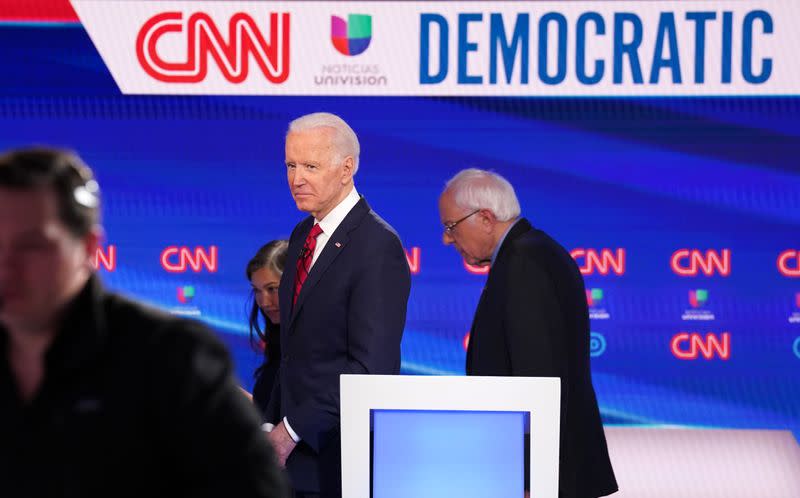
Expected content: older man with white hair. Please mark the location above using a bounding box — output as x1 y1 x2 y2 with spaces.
264 112 410 498
439 168 618 498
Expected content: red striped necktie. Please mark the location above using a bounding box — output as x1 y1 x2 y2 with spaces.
293 223 323 306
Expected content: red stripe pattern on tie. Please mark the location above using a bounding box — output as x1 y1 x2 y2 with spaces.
293 223 323 306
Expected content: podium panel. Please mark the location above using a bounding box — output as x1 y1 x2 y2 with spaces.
341 375 560 498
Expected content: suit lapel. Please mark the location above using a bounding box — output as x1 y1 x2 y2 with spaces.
287 197 371 328
289 233 350 325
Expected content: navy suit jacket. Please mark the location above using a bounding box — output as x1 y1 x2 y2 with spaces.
266 197 410 496
467 218 618 498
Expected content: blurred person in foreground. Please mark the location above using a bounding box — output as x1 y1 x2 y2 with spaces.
0 147 287 498
438 168 617 498
264 113 410 498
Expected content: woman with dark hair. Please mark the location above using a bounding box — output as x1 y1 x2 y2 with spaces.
245 239 288 416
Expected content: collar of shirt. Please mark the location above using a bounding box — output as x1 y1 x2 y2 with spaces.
491 218 521 265
310 186 360 265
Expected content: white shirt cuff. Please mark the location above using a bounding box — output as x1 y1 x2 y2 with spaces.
283 416 301 443
261 422 275 432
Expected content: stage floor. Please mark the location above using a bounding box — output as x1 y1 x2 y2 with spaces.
605 427 800 498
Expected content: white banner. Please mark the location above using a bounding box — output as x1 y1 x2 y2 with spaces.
71 1 800 95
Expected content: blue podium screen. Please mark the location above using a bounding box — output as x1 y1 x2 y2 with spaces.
371 410 528 498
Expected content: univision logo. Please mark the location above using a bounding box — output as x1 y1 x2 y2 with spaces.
682 288 714 321
177 285 195 304
586 288 610 320
789 292 800 324
689 289 708 308
331 14 372 56
586 288 603 307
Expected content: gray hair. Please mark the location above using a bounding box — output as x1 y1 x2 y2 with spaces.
444 168 521 222
288 112 360 174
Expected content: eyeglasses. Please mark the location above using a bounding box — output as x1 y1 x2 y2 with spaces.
443 209 480 234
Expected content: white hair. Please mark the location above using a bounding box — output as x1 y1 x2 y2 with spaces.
444 168 521 222
288 112 360 174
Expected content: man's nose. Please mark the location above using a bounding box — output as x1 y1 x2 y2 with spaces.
291 169 306 186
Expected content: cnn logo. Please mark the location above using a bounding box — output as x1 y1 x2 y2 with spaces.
671 249 730 277
777 250 800 277
161 246 218 273
136 11 290 83
671 332 730 360
404 247 421 275
93 245 117 271
570 249 626 276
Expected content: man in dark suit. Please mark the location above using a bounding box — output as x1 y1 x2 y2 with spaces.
0 147 286 498
438 168 618 498
265 113 411 498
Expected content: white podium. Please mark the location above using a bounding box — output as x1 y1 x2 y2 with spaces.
340 375 561 498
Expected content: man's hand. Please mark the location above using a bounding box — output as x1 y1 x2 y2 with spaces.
266 420 297 468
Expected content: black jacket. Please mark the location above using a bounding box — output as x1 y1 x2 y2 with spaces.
253 319 281 418
266 197 411 496
467 219 618 498
0 276 287 498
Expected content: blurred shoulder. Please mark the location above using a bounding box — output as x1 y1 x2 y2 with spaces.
101 291 225 355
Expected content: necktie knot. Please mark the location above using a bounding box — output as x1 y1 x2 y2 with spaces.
308 223 323 240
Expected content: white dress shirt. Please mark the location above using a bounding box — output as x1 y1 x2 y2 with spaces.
310 186 360 268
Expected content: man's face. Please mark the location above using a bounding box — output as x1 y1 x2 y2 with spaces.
439 190 494 267
0 187 96 332
285 127 353 220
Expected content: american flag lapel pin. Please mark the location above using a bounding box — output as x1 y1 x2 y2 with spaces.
335 242 342 248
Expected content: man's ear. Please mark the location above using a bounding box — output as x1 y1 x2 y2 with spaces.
340 156 355 184
480 209 497 232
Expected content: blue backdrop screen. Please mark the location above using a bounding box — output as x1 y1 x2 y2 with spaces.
1 22 798 440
